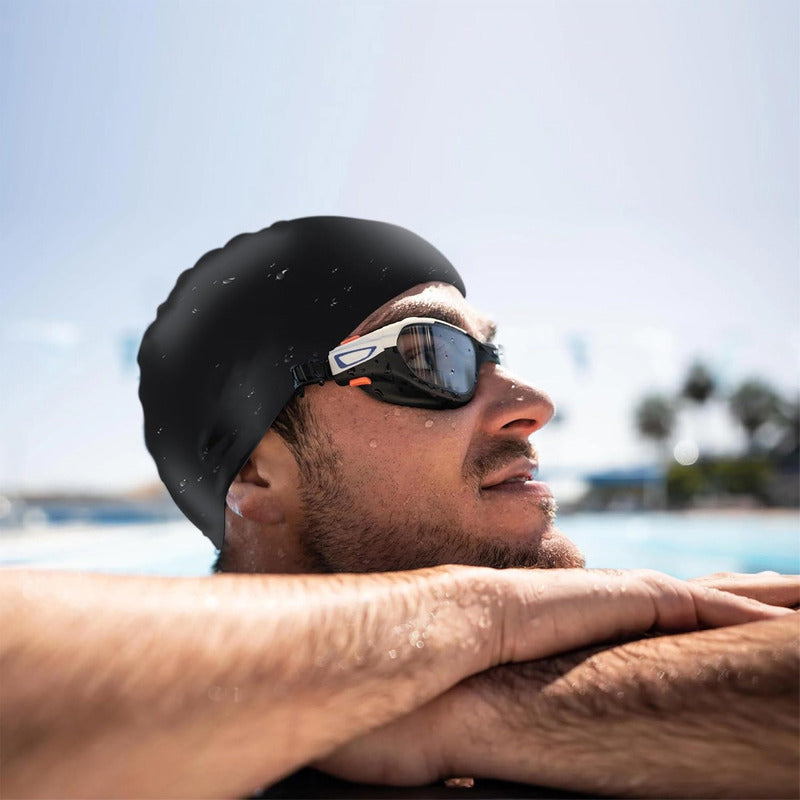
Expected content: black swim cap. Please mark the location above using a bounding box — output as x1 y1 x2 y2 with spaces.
138 217 465 548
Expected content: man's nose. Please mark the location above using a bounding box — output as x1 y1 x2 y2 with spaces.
474 363 555 439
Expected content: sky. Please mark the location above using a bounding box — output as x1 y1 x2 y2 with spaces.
1 0 798 493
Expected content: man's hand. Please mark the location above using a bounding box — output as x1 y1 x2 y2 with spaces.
487 567 792 666
689 571 800 608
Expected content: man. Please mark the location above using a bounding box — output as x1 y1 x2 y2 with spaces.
1 218 797 799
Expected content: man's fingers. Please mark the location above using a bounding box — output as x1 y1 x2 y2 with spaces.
689 572 800 608
500 568 794 665
686 585 794 629
639 571 792 632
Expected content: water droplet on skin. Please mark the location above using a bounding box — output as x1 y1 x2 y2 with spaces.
657 671 666 680
393 408 401 416
516 396 524 402
415 640 425 649
388 649 398 659
425 419 434 428
511 384 516 389
451 422 457 429
222 277 236 285
369 439 378 448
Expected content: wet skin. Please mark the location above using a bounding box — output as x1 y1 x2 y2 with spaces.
279 282 585 573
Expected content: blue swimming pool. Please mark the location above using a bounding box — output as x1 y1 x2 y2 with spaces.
1 511 797 578
560 511 799 578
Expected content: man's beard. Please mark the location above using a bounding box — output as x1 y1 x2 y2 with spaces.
294 424 585 574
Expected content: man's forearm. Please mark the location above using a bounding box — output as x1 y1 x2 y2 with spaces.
0 566 498 798
2 568 788 798
449 615 799 797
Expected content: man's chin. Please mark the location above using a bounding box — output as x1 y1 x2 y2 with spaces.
535 526 586 569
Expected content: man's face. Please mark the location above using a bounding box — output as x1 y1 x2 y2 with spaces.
288 282 584 573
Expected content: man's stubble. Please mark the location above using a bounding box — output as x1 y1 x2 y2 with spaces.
292 408 585 574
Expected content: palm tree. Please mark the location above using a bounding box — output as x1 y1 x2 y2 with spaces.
635 394 675 509
679 362 716 459
681 362 715 404
729 380 780 453
635 394 676 446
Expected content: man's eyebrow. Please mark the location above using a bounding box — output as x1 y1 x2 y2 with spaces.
362 303 497 342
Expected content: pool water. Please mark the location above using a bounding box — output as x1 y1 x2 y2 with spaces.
561 511 799 578
1 511 797 578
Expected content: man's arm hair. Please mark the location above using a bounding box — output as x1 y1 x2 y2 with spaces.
1 568 789 799
452 615 799 798
318 615 799 798
0 566 496 799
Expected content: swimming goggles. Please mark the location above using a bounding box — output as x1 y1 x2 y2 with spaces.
291 317 503 409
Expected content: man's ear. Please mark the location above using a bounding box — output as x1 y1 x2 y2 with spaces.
225 431 298 526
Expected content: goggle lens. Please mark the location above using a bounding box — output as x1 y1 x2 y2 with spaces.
397 322 477 395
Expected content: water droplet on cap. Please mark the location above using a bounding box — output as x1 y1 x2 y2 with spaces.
222 277 236 285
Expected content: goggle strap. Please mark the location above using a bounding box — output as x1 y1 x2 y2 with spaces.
291 359 332 392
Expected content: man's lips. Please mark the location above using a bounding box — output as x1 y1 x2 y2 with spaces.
480 457 553 497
